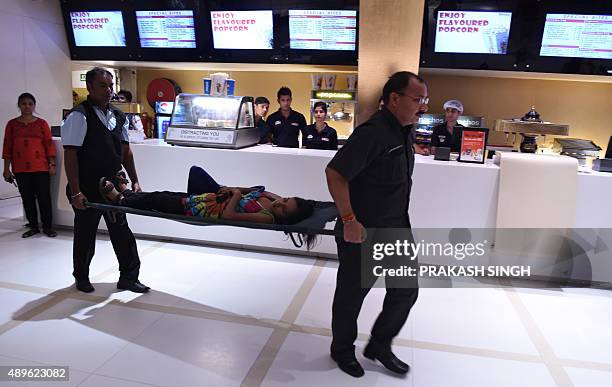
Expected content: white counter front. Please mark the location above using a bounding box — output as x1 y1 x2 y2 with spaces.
50 139 612 257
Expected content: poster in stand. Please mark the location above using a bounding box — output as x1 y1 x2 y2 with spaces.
458 127 489 164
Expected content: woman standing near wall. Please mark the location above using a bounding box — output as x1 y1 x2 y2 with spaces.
2 93 57 238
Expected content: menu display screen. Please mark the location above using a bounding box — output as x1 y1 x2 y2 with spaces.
211 10 273 49
136 10 196 48
70 11 126 47
540 14 612 60
434 11 512 54
289 10 357 51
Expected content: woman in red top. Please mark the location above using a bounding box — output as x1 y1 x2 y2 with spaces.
2 93 57 238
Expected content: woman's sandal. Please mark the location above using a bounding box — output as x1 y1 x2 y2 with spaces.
116 171 129 185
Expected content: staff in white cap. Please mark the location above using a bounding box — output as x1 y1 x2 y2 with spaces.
429 99 464 154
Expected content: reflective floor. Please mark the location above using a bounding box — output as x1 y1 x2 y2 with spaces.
0 197 611 386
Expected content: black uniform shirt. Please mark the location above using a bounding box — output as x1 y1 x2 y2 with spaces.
327 107 414 227
430 122 463 152
256 117 270 144
302 124 338 150
267 109 307 148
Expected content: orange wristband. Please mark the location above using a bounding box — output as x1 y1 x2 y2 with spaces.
341 213 356 224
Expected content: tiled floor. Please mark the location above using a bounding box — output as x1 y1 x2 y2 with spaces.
0 196 611 386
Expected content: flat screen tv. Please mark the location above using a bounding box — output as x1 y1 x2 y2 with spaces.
434 11 513 54
136 10 196 48
211 10 273 49
289 10 357 51
421 0 612 76
540 14 612 60
70 11 126 47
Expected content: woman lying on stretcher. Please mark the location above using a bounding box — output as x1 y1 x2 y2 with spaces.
99 173 315 226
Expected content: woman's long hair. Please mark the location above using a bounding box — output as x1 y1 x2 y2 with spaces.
278 197 318 250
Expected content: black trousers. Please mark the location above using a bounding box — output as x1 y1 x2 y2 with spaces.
71 207 141 282
67 185 141 282
15 172 53 229
330 227 419 358
121 190 188 214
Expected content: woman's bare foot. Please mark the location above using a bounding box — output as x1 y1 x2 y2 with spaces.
116 180 129 193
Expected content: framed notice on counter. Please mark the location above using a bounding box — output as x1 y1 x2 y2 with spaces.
458 127 489 164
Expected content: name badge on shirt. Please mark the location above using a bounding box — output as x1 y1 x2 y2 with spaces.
291 122 299 126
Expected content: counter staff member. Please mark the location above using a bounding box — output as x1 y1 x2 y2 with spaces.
429 99 464 154
302 102 338 150
266 87 307 148
325 72 427 378
61 67 150 294
254 96 271 144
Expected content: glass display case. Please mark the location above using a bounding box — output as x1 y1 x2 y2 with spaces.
165 94 258 149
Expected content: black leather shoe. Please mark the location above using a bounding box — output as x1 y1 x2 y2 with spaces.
117 280 150 293
22 229 40 238
75 280 95 293
331 354 365 378
43 228 57 237
364 342 410 375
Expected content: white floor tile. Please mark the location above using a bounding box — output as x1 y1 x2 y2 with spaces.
95 313 273 387
411 348 556 387
0 299 162 373
518 290 612 363
0 288 48 325
171 251 315 320
98 243 223 308
0 354 90 387
79 374 157 387
565 367 612 387
410 288 539 355
0 233 160 291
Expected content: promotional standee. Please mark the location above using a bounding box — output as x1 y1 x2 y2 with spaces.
458 127 489 164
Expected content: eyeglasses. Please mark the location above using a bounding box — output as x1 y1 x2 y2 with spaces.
396 92 429 105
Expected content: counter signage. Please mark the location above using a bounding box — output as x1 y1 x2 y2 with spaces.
167 127 235 145
418 114 484 127
458 127 489 164
311 91 356 101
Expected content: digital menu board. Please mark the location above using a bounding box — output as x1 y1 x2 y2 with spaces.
540 14 612 60
434 11 512 54
289 10 357 51
70 11 126 47
136 10 196 48
211 11 273 49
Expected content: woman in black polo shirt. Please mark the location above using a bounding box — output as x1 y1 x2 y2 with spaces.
302 102 338 150
429 99 464 154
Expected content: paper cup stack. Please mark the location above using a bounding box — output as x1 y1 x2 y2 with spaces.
211 72 229 96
